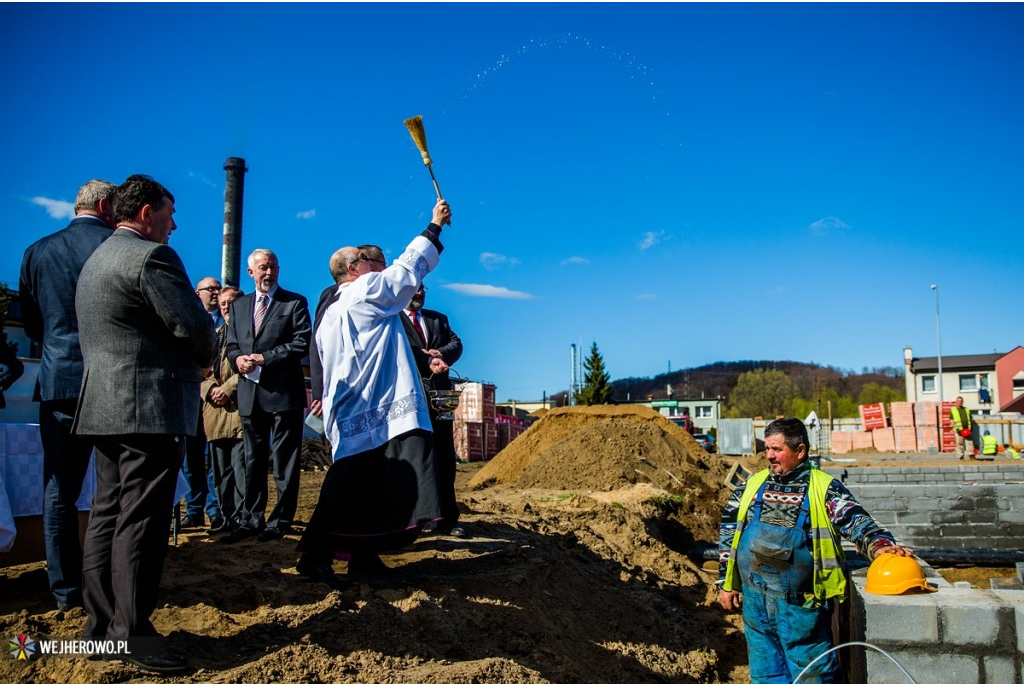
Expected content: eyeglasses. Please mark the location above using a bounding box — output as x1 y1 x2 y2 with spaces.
358 253 386 267
197 286 221 293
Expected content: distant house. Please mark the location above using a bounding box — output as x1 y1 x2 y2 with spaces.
903 345 1024 415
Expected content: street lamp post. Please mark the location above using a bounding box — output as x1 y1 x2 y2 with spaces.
930 284 943 406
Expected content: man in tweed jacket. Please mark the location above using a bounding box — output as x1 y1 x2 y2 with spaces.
74 175 215 674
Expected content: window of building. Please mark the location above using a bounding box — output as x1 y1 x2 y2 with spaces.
695 405 713 418
1014 378 1024 391
921 375 936 393
959 374 978 392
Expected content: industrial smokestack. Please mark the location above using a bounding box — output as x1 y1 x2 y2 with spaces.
222 157 248 287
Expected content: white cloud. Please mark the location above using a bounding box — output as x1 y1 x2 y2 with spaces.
297 209 316 220
30 196 74 220
187 171 217 188
639 230 668 250
479 252 519 270
808 216 850 236
443 283 534 300
561 256 589 266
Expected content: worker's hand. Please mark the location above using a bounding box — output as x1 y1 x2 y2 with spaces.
428 357 449 374
310 399 323 418
718 589 741 611
432 199 451 226
424 348 443 359
874 544 914 558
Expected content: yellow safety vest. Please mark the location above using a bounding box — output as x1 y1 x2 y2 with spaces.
951 406 972 432
723 467 847 603
982 434 998 455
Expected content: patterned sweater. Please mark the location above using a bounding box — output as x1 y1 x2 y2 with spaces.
717 460 897 585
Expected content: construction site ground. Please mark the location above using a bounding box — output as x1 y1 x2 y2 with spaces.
0 405 1016 683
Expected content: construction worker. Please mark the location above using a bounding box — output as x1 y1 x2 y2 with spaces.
1005 444 1021 460
717 418 913 683
982 430 999 457
950 396 974 460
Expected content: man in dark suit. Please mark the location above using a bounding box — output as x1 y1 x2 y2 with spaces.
74 174 216 673
404 283 464 535
223 248 311 543
19 179 116 612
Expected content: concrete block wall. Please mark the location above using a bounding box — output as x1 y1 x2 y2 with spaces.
822 465 1024 550
847 565 1024 683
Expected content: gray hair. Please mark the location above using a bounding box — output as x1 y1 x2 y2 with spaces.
74 180 116 213
247 248 277 268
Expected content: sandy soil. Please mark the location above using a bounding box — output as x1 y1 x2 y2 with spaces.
1 405 750 684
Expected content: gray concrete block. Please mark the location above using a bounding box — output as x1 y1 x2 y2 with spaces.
931 510 967 524
940 524 978 538
865 650 977 684
998 511 1024 524
897 511 934 524
859 592 939 643
940 591 1006 645
984 655 1016 683
885 474 908 483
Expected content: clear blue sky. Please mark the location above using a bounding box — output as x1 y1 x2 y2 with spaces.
2 3 1021 402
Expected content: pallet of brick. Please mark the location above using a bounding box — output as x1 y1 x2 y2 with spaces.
453 382 496 422
913 401 939 426
484 422 499 460
888 402 915 427
893 426 918 452
453 420 485 461
915 426 939 452
859 403 887 431
831 431 853 454
851 431 874 451
940 401 956 430
872 427 896 452
940 425 957 453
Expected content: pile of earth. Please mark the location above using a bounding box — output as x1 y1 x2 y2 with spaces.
0 405 749 683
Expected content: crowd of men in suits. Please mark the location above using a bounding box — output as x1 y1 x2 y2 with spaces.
18 175 459 673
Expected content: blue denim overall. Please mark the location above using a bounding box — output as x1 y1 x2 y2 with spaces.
737 485 839 683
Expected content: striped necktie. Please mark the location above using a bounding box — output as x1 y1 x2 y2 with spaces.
254 295 268 333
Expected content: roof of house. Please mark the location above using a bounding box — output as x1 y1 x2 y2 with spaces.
1002 393 1024 414
910 353 1003 373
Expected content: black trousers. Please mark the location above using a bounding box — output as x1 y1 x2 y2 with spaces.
432 418 460 528
209 437 244 526
82 434 183 642
239 405 302 531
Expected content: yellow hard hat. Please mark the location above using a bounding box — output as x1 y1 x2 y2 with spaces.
865 554 937 595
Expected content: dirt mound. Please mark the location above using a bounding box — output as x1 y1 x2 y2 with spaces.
470 404 730 542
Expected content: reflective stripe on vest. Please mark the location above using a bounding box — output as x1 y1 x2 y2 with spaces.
723 467 847 602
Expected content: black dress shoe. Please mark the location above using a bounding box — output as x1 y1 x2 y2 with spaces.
208 518 233 534
347 553 392 576
180 514 204 528
218 527 257 544
296 557 344 588
126 650 191 674
257 527 284 542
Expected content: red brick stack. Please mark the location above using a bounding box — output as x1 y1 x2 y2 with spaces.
452 383 498 461
831 400 951 454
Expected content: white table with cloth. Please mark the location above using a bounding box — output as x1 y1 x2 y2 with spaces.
1 423 191 554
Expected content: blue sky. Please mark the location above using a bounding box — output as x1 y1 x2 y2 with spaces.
2 3 1021 402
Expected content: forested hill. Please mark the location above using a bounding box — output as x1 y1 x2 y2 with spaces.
609 360 904 405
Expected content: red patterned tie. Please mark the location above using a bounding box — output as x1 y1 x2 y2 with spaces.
254 295 268 333
410 309 426 344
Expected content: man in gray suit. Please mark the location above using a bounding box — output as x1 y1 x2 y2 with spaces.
19 179 116 612
74 175 216 674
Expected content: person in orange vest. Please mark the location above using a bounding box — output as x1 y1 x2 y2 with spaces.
950 396 974 460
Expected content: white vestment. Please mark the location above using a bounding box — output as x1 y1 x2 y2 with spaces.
317 235 439 459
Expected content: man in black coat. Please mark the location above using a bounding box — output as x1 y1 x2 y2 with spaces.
223 248 311 543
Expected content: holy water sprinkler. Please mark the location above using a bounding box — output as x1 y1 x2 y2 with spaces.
403 115 450 224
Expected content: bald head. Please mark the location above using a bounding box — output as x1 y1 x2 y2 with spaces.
329 247 360 285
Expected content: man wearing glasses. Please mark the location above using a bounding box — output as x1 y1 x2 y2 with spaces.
297 199 451 583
